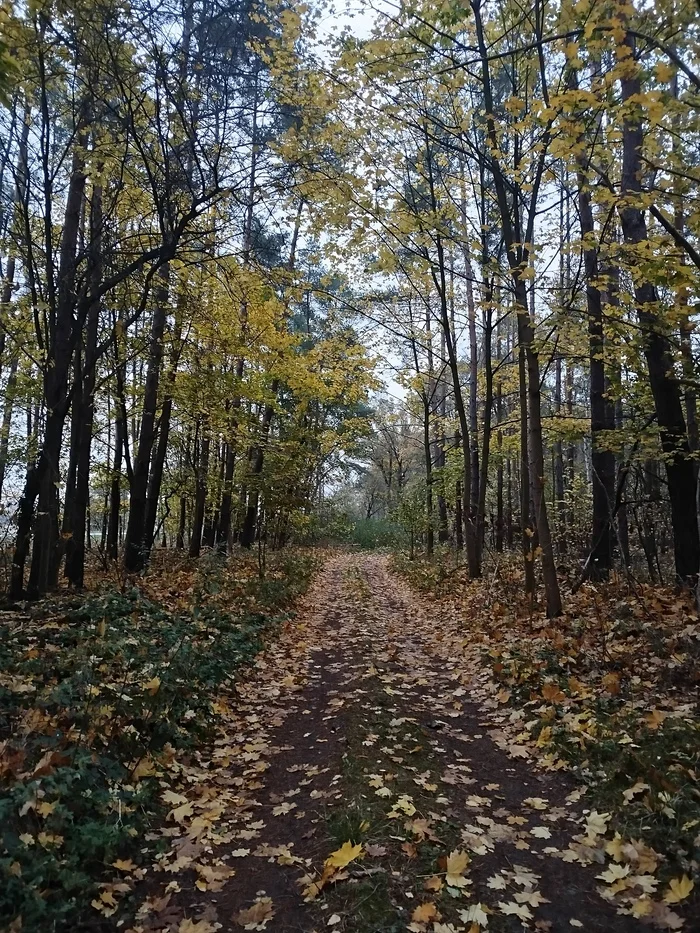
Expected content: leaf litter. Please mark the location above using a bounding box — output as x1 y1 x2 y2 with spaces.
121 552 697 931
7 550 695 931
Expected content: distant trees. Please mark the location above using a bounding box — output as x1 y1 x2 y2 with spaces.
316 0 700 613
2 0 700 610
0 0 373 596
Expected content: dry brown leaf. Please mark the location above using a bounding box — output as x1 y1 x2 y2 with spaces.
236 897 275 930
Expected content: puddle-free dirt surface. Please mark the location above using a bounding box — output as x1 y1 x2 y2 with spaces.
131 553 690 933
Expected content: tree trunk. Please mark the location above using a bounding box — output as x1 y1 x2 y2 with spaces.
0 358 19 504
189 422 210 558
618 29 699 585
423 394 434 558
20 122 89 597
64 182 103 587
124 264 170 571
572 78 616 580
472 0 560 611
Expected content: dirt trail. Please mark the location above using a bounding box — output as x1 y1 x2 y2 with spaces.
135 553 674 933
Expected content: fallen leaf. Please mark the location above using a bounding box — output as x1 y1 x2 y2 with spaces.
236 897 275 930
664 874 694 904
178 920 218 933
365 844 387 857
499 901 533 921
411 902 439 923
325 841 363 870
458 903 489 927
445 849 470 887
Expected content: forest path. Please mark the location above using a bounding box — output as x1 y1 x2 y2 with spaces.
140 553 651 933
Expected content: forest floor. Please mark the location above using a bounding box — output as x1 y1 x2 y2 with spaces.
126 552 699 933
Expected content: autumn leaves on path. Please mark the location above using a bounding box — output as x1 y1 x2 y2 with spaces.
134 554 687 933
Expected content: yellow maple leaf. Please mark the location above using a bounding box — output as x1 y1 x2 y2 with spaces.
445 849 470 887
178 919 218 933
143 676 161 695
324 841 363 871
654 62 675 83
130 756 157 781
585 810 610 837
170 801 194 824
664 875 694 904
412 902 439 922
645 709 666 730
388 794 416 817
601 672 620 695
541 682 566 702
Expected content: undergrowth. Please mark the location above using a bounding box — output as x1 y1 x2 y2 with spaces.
0 549 318 933
392 549 700 894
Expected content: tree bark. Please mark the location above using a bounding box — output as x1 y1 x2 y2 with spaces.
572 69 616 580
64 181 103 587
618 28 699 584
189 420 210 558
124 264 170 571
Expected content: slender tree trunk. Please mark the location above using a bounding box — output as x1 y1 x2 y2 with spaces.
423 141 477 574
436 331 449 542
143 295 183 558
423 394 434 558
189 421 210 558
464 243 480 540
124 264 170 571
472 0 560 612
572 73 616 579
476 288 493 561
64 181 103 587
0 356 18 502
566 362 575 539
517 323 536 596
554 355 565 536
240 398 275 549
21 120 89 598
176 495 186 550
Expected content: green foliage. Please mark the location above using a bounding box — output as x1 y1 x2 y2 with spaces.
0 554 317 932
391 548 461 595
349 518 404 549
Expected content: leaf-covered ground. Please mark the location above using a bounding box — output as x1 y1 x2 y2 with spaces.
108 552 698 933
0 550 318 933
